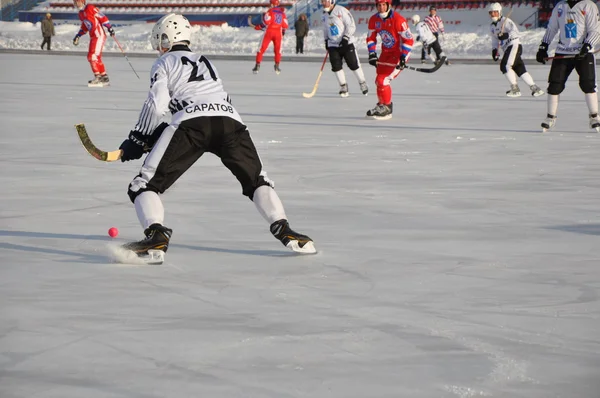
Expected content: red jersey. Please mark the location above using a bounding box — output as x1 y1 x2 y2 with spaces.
255 6 289 32
77 4 111 38
366 11 414 57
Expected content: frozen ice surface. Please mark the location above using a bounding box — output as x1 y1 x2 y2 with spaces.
1 53 600 398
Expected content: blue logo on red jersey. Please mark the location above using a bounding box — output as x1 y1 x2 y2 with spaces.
83 19 92 30
379 30 397 48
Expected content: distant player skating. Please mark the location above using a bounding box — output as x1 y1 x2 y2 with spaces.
410 15 446 65
488 2 544 98
72 0 115 87
250 0 288 75
365 0 414 120
321 0 369 97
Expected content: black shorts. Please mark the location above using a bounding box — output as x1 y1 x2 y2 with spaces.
547 53 597 95
127 116 272 202
328 43 360 72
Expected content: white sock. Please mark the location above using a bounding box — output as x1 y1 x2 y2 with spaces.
547 94 559 116
335 70 347 86
504 70 518 85
352 67 366 83
520 72 535 86
134 191 164 229
253 185 287 224
585 92 599 115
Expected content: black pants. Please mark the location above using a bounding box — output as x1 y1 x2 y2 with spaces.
127 116 271 203
328 43 360 72
41 36 51 50
500 44 527 75
296 36 305 54
547 53 597 95
421 32 439 60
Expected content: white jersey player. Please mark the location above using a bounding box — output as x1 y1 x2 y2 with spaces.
411 15 446 64
488 2 543 98
117 13 316 264
321 0 368 97
536 0 600 132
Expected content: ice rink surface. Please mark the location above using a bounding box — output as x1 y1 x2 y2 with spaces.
1 53 600 398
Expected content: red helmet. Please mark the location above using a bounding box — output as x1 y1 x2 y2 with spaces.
375 0 391 17
270 0 280 6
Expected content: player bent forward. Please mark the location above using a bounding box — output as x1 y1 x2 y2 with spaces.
118 13 316 263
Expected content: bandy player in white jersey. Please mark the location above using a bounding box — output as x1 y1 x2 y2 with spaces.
488 2 544 98
116 13 316 264
536 0 600 132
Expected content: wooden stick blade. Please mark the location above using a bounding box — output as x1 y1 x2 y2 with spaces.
75 123 122 162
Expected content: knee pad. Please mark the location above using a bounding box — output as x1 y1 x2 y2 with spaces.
547 82 565 95
579 80 596 93
247 175 275 200
127 177 157 203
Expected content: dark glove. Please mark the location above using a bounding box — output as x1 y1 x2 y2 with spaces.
119 131 148 162
577 43 592 59
536 42 549 64
497 32 509 41
396 55 406 70
492 48 499 61
324 40 329 50
368 52 378 67
282 29 286 36
73 35 80 46
107 26 115 37
340 36 349 50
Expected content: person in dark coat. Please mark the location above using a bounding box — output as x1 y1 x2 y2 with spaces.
294 13 309 54
41 13 55 50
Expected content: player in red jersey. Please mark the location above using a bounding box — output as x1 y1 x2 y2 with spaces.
251 0 289 74
72 0 115 87
365 0 414 120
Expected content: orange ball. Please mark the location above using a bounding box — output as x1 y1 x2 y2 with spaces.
108 227 119 238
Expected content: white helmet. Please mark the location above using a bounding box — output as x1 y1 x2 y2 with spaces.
488 2 502 22
151 13 192 54
411 15 420 25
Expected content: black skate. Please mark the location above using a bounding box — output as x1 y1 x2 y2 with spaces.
252 63 260 74
274 63 281 74
270 219 316 254
590 113 600 132
359 81 369 96
541 113 557 132
88 75 106 88
100 74 110 85
366 103 393 120
339 83 349 98
120 223 172 264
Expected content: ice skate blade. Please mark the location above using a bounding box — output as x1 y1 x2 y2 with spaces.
286 240 317 254
339 92 349 98
88 82 109 88
109 245 165 265
366 114 393 121
532 90 544 97
506 92 521 98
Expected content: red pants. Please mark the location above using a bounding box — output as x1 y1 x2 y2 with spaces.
375 51 406 105
87 35 107 75
256 30 283 64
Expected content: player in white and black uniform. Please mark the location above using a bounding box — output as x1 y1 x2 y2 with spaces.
489 2 544 98
118 13 316 263
536 0 600 132
410 15 446 64
321 0 368 97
